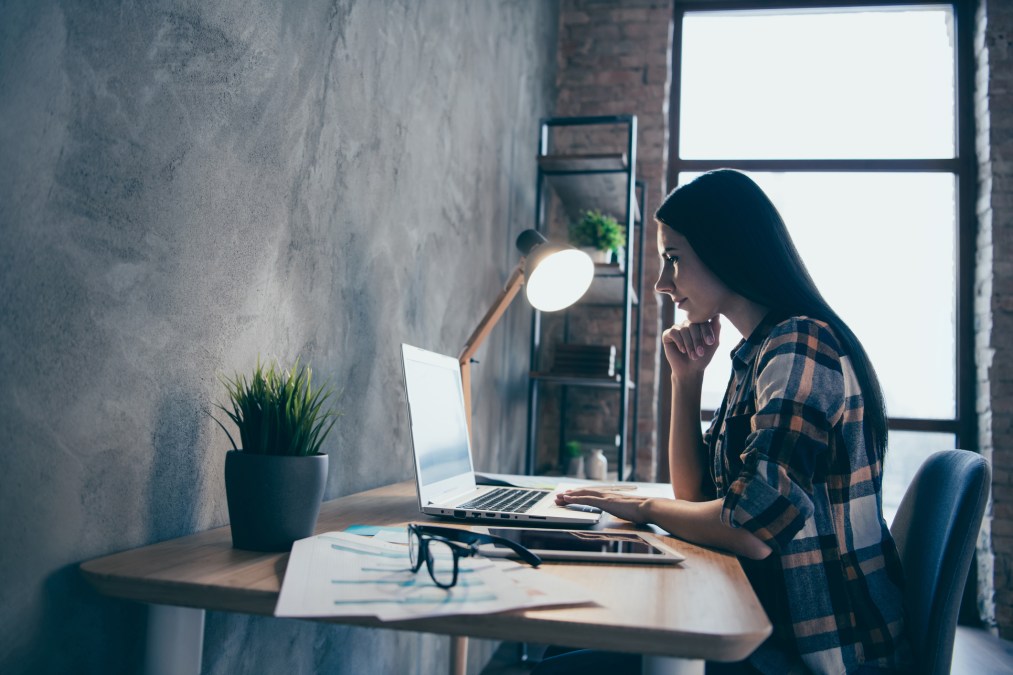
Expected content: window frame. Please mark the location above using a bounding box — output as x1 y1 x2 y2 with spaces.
662 0 977 467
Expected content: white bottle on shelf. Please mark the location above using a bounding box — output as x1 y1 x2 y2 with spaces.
586 448 608 481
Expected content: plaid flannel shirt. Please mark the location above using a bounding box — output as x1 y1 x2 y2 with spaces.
704 315 909 674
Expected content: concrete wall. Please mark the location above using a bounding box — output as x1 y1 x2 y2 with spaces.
0 1 558 672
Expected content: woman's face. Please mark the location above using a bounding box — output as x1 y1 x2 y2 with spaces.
654 224 733 323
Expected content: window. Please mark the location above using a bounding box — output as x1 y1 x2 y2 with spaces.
668 1 975 519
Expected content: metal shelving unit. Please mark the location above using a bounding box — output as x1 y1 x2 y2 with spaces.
524 115 645 481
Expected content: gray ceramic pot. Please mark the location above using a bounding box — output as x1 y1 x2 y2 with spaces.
224 451 328 552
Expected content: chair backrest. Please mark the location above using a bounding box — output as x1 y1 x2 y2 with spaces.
889 449 990 675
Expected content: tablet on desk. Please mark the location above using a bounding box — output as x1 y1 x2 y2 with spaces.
478 527 685 564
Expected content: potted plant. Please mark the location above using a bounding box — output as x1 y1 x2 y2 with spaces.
211 359 338 552
563 440 584 478
568 209 626 264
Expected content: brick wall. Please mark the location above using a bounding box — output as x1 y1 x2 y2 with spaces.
976 0 1013 639
543 0 674 480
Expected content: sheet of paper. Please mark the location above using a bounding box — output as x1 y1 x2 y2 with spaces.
344 524 409 545
275 531 597 622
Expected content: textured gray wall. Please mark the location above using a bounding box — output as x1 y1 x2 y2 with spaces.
0 0 558 672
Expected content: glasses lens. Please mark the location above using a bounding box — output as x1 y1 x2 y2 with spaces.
408 527 421 571
425 539 458 588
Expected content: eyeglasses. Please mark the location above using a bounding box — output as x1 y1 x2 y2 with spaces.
406 523 542 589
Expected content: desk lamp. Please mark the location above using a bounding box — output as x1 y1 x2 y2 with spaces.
459 229 594 438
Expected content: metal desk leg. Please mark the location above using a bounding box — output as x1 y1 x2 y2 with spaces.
145 604 205 675
642 656 705 675
450 635 468 675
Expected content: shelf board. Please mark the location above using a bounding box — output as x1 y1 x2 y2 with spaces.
538 153 628 173
538 153 641 223
530 372 635 389
563 433 620 448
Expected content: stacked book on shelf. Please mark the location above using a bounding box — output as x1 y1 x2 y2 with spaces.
551 344 616 378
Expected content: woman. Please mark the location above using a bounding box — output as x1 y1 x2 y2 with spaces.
545 170 909 674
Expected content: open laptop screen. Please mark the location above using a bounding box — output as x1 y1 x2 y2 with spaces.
402 347 474 486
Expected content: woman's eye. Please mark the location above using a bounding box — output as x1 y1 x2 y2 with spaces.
665 255 679 264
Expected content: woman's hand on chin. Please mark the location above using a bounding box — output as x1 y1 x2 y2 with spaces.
662 315 721 379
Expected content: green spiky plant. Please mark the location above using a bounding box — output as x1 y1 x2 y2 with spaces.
211 359 339 457
568 209 626 253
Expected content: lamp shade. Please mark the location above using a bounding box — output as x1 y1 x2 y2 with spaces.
515 229 594 312
459 230 594 440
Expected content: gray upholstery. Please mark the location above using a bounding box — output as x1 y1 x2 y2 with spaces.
890 449 991 675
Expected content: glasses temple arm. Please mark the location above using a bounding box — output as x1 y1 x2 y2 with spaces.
410 524 542 567
481 534 542 567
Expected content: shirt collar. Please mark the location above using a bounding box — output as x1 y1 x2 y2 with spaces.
730 311 784 372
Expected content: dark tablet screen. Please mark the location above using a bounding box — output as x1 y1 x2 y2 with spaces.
485 528 668 557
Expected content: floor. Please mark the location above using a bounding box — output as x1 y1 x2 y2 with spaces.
479 643 545 675
480 627 1013 674
951 626 1013 674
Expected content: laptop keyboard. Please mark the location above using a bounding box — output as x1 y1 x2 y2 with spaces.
459 488 548 514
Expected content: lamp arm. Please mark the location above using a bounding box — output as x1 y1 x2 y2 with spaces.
459 261 526 439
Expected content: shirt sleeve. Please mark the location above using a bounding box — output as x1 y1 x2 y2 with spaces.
698 414 719 499
720 318 847 553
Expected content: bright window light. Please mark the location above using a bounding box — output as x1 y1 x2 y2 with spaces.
680 7 955 159
677 4 962 508
678 172 956 420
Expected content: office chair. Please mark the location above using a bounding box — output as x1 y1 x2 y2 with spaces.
889 449 991 675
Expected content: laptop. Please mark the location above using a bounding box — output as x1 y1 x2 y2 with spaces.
400 343 601 526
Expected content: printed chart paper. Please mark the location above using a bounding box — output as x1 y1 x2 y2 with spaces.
275 531 596 622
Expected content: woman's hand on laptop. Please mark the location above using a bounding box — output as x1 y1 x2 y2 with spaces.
556 489 653 525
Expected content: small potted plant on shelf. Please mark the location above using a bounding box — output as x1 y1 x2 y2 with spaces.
563 440 584 478
568 209 626 264
211 358 339 552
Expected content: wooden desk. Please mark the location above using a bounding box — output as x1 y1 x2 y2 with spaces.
81 481 770 674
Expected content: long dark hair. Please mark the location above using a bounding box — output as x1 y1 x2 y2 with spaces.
655 169 888 452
